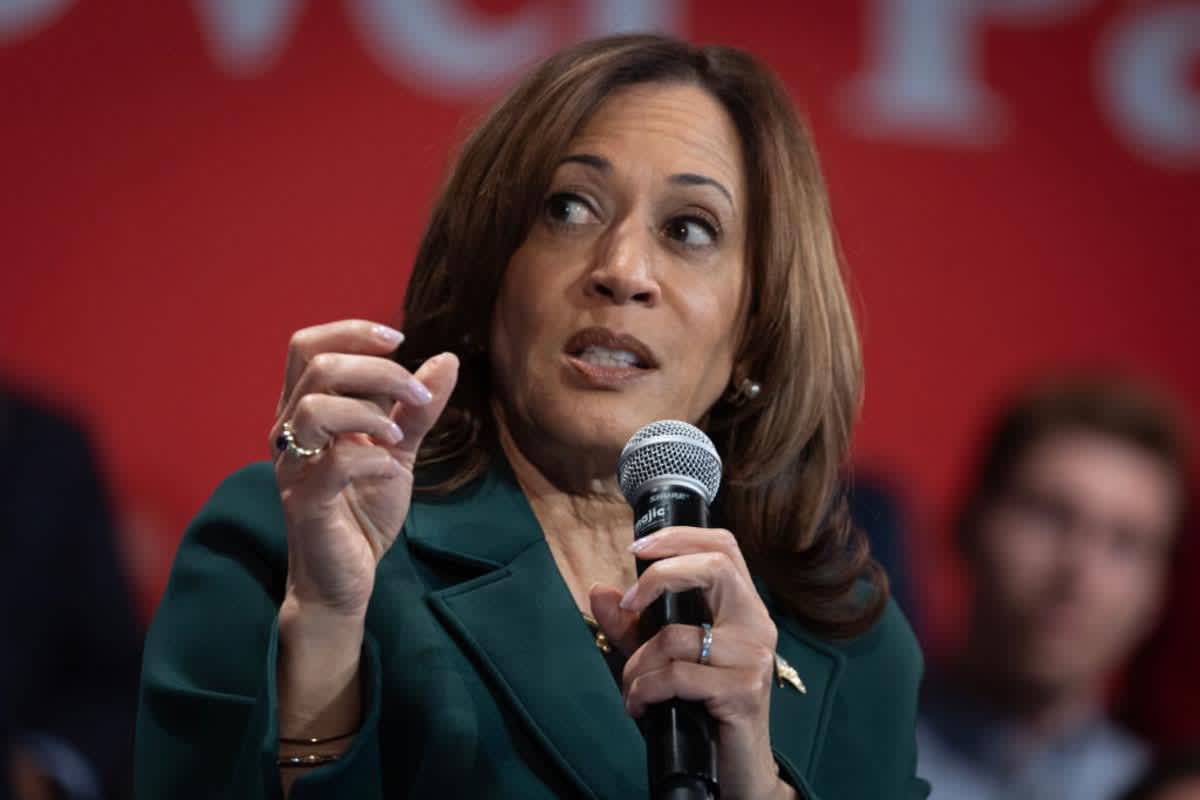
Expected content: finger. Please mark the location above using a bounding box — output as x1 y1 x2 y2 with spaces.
289 352 434 414
630 527 751 580
619 552 769 628
281 320 405 413
622 623 752 680
589 583 641 657
388 352 459 463
624 660 769 719
278 394 403 457
280 439 404 501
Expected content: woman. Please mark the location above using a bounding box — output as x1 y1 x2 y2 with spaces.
136 35 928 799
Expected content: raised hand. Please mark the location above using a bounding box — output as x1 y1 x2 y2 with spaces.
267 320 458 751
270 320 458 620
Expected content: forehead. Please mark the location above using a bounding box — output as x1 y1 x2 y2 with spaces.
1016 429 1180 530
567 82 745 194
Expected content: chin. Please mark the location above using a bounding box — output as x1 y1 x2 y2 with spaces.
539 395 664 456
1017 645 1102 695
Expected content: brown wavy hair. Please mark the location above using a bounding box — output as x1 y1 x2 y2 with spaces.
399 34 887 638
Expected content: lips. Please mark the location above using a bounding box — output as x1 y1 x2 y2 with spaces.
563 327 658 370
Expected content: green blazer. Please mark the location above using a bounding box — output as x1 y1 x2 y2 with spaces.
136 459 930 799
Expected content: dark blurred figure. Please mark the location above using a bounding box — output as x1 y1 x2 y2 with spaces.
0 389 143 800
1119 747 1200 800
917 377 1190 800
847 473 920 625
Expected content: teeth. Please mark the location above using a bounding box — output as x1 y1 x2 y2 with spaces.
578 346 641 367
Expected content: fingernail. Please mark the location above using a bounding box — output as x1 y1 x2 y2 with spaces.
628 534 656 553
387 421 404 442
408 380 433 405
372 324 404 344
619 584 637 610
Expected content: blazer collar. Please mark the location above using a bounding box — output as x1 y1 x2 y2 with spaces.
405 458 648 799
403 458 842 799
404 456 544 570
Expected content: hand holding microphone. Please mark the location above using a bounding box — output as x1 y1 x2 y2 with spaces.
590 422 793 800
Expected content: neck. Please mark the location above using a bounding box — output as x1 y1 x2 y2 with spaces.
495 410 637 613
953 624 1104 743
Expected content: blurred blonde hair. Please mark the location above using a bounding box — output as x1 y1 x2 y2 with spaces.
401 34 886 638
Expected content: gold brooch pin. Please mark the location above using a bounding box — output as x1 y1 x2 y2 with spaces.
774 654 806 694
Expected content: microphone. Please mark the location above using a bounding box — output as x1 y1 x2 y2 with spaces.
618 420 722 800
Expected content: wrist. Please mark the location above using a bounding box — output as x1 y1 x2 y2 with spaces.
279 591 367 638
754 754 796 800
276 596 365 738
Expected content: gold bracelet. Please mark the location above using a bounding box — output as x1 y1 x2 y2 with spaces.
277 753 341 768
278 730 355 745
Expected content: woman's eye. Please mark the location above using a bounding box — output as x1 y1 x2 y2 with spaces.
664 216 718 247
545 193 595 226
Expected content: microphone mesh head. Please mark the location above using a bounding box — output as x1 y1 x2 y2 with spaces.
617 420 722 505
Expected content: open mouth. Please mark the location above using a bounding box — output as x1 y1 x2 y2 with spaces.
564 327 657 371
573 346 645 368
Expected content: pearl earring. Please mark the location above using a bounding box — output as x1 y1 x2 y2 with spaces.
728 377 762 406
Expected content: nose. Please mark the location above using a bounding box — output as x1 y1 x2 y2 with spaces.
1053 524 1104 599
585 219 660 306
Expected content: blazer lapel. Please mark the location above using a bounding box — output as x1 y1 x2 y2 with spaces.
405 462 647 800
768 615 844 800
404 461 847 800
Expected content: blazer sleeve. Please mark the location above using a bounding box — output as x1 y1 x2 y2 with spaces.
135 463 386 799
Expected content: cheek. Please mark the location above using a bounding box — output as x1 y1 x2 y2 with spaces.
489 293 521 378
489 276 541 402
976 519 1058 602
679 278 742 366
1090 556 1165 624
491 253 553 365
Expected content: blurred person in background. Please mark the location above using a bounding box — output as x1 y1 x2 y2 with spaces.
1119 747 1200 800
847 474 919 625
1 388 143 800
917 378 1190 800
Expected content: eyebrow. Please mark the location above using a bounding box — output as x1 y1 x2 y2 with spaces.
557 153 735 207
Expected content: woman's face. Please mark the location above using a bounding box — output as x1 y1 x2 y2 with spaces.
490 81 748 468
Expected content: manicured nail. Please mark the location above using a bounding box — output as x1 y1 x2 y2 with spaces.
408 380 433 405
387 421 404 442
619 584 638 610
372 324 404 345
628 534 657 553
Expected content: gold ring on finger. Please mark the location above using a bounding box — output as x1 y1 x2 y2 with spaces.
275 420 326 459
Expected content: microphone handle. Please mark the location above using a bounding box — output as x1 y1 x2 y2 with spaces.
633 486 719 800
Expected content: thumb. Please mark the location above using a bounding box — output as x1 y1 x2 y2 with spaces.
390 352 459 460
589 583 641 657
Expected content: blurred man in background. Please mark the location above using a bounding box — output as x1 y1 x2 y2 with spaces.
1 389 143 800
917 378 1190 800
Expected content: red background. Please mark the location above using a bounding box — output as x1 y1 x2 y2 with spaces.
2 0 1197 732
